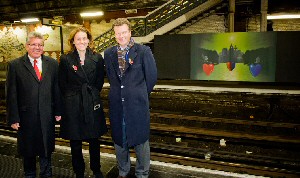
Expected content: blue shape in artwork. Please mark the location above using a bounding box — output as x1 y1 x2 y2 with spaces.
249 64 262 77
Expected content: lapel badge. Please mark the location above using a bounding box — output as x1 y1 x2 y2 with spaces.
129 58 134 65
72 65 78 72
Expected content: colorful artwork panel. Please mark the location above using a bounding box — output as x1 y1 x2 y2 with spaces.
191 32 276 82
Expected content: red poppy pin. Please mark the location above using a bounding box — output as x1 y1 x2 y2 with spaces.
129 58 134 65
72 65 78 72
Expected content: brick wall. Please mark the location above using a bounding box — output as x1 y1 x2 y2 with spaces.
272 19 300 31
247 16 261 32
247 16 300 32
178 15 227 34
177 14 300 33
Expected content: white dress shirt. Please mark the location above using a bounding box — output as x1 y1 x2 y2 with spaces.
28 55 42 72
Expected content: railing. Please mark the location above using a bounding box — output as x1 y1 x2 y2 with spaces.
145 0 208 34
94 0 210 53
94 29 117 54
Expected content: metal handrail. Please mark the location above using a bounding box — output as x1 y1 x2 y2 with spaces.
94 0 212 53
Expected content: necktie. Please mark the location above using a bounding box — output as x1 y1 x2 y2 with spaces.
34 59 42 80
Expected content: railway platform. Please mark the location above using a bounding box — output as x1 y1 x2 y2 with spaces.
0 135 265 178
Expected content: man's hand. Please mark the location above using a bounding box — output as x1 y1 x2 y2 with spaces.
55 116 61 121
11 123 20 130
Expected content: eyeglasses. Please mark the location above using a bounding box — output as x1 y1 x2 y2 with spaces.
27 43 44 48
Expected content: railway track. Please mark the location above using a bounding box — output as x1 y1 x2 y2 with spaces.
0 124 299 178
1 80 300 177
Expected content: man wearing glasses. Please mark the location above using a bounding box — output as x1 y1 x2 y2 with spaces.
6 31 62 178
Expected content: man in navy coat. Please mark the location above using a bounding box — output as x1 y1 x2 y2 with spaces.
6 31 61 178
104 18 157 178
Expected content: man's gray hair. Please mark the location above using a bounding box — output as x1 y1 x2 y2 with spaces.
26 31 44 44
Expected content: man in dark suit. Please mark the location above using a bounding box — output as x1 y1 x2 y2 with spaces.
6 31 62 178
104 18 157 178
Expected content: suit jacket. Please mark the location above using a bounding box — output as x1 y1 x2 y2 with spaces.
104 43 157 147
6 54 62 157
58 49 107 140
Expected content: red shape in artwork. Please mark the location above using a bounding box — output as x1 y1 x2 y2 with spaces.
203 63 214 76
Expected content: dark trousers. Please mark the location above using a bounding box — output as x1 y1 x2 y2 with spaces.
70 138 101 177
23 156 52 178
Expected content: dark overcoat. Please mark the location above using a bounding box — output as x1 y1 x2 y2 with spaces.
6 54 62 157
58 49 107 140
104 43 157 147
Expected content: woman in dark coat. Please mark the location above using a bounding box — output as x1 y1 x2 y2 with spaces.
58 27 107 178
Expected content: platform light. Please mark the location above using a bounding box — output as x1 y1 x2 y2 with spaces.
80 11 104 17
21 18 39 23
267 14 300 20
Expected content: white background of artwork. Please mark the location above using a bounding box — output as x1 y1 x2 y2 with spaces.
0 26 27 62
0 20 113 62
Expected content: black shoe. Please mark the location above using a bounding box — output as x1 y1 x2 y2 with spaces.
75 173 84 178
94 171 104 178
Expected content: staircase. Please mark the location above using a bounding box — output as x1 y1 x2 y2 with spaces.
94 0 227 53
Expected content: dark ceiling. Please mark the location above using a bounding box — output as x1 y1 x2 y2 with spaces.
0 0 300 25
0 0 169 24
